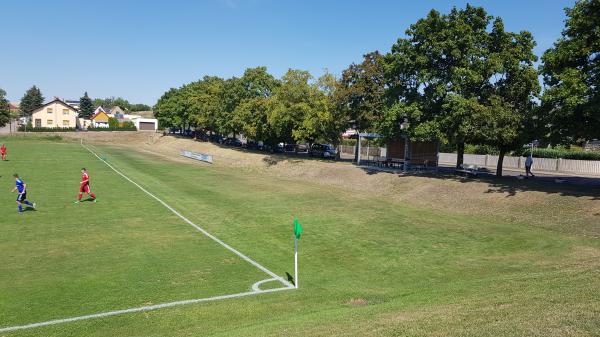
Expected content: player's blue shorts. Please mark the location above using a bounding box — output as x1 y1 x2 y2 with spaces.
16 192 26 202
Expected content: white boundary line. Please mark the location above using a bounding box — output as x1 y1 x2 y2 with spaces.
0 287 291 333
81 141 294 289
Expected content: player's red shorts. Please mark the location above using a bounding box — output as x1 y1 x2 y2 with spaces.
80 184 91 193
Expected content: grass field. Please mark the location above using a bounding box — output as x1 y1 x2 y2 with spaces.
0 135 598 337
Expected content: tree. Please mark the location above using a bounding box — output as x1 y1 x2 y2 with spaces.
335 51 386 161
482 19 540 176
154 87 188 129
232 67 280 144
294 72 346 146
129 103 152 111
266 69 314 144
20 85 44 117
93 97 131 111
79 92 94 119
385 5 496 168
0 88 10 127
539 0 600 146
187 76 226 133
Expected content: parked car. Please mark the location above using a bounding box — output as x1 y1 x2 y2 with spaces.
310 143 337 159
222 137 243 147
296 144 309 153
284 144 297 153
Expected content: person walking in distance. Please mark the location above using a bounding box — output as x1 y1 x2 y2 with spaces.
525 154 535 178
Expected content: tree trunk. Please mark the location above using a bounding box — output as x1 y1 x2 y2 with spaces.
353 132 360 163
496 147 506 177
456 142 465 169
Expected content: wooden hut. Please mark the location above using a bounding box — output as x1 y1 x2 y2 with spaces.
387 136 439 169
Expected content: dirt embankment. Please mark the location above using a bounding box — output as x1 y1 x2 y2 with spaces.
52 132 600 236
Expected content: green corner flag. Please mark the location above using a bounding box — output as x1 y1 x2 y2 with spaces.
294 218 303 239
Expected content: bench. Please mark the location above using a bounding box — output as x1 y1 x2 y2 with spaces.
455 164 479 177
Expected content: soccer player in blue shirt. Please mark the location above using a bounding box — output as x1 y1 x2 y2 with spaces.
11 174 36 213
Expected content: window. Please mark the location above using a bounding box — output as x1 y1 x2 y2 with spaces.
47 119 53 125
63 120 69 126
47 108 53 113
63 109 69 115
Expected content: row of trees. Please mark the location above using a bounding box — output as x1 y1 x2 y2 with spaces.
154 67 346 146
156 1 599 176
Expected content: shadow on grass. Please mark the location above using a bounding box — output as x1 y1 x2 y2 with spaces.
407 170 600 200
286 272 295 287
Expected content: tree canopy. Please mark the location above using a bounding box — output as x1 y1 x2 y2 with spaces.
20 86 44 117
540 0 600 146
154 67 344 146
0 88 10 127
79 92 94 119
382 5 540 173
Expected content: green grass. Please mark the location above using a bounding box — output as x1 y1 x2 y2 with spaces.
0 136 598 336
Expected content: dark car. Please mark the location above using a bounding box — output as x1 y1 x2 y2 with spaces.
295 144 309 153
222 137 243 147
309 143 337 159
284 144 297 153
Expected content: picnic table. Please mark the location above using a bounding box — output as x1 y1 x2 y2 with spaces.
369 156 404 169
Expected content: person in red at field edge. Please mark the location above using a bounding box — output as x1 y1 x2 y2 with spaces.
75 168 97 203
1 144 6 161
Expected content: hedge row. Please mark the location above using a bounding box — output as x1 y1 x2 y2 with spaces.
87 126 137 131
18 126 77 132
513 148 600 161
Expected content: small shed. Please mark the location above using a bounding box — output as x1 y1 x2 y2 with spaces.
387 136 439 169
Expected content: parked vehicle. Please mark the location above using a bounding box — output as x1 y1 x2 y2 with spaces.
296 144 309 153
284 144 297 153
310 143 337 158
222 137 243 147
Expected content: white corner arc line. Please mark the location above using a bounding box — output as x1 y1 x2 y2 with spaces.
80 140 294 289
0 287 292 333
251 278 279 292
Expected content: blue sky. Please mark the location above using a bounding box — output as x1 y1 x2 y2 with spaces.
1 0 574 105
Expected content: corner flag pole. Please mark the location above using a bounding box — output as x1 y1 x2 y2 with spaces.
294 236 298 289
293 217 302 289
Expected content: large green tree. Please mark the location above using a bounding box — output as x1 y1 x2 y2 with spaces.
335 51 386 161
231 67 280 143
154 87 188 129
384 5 496 168
482 19 540 176
19 85 44 117
0 88 10 127
79 92 94 119
540 0 600 145
187 76 226 133
266 70 314 144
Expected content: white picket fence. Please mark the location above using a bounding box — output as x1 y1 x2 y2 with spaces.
439 153 600 176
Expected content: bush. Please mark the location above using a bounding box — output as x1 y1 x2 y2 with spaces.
513 148 600 161
464 144 500 155
18 126 77 132
87 125 137 131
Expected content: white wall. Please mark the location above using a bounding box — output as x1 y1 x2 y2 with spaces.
438 153 600 176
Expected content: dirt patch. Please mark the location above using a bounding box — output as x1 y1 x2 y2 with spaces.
347 298 369 306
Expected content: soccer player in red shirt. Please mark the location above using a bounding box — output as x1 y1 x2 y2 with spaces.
75 168 97 203
0 144 6 161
